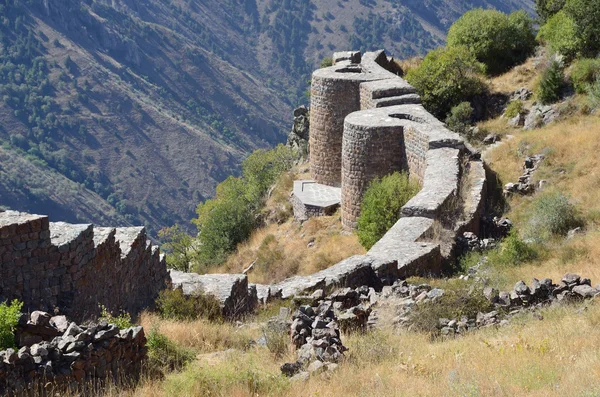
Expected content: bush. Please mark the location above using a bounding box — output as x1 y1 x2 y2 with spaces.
410 280 493 335
0 300 22 350
99 305 133 329
357 172 421 249
156 288 222 322
192 145 296 268
158 224 197 272
537 11 581 60
524 192 583 242
489 229 539 266
320 57 333 68
563 0 600 57
445 102 473 134
406 46 486 118
504 100 525 119
537 60 565 104
535 0 567 22
447 9 536 75
570 58 600 94
147 328 194 372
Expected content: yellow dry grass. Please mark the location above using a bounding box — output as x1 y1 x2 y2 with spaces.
487 57 538 95
215 213 365 284
125 302 600 397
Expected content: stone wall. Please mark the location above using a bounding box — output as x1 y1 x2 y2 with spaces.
0 211 168 321
0 311 146 395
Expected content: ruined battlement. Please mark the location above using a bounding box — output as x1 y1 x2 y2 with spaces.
0 210 168 320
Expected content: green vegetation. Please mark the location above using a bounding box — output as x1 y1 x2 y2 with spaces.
447 9 536 75
0 299 22 350
99 305 133 329
156 288 222 322
570 58 600 94
357 172 421 249
537 11 580 60
536 0 600 58
147 328 195 372
191 145 297 270
535 0 567 22
524 192 583 243
409 279 493 335
159 225 197 272
537 60 565 104
490 229 539 267
445 102 473 134
504 100 525 119
406 46 486 118
320 57 333 68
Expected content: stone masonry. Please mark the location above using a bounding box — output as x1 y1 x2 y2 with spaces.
308 50 467 229
0 210 168 321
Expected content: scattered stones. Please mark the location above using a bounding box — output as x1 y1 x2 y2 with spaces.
0 312 146 395
504 155 545 196
483 133 501 145
524 104 557 130
511 88 533 102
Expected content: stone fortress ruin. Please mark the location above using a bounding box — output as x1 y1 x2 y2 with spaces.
0 50 490 321
0 50 491 390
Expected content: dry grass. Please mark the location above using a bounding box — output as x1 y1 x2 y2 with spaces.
488 57 538 94
123 302 600 397
215 212 365 284
139 312 259 353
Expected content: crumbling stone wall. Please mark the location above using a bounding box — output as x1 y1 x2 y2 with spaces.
0 311 146 396
0 211 168 321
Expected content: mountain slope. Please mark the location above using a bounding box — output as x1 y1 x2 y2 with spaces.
0 0 533 235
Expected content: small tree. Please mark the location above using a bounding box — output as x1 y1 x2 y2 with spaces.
158 224 196 272
445 102 473 134
406 46 486 119
447 9 536 75
537 60 565 104
537 11 580 60
564 0 600 57
357 172 421 249
0 300 23 350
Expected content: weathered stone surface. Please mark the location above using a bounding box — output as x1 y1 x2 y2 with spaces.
169 270 257 317
0 211 168 321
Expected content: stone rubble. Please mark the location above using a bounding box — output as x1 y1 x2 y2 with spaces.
281 287 373 380
0 311 146 395
504 154 545 196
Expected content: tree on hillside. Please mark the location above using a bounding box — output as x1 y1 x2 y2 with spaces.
563 0 600 57
535 0 567 22
447 9 536 75
405 46 486 119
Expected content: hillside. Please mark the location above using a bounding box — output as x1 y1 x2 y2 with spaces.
0 0 533 235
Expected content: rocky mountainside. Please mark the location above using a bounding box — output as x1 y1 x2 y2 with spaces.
0 0 533 235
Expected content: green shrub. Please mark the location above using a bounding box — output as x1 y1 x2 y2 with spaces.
99 305 133 329
406 46 486 118
320 57 333 68
447 9 536 75
587 78 600 108
357 172 421 249
410 280 493 335
156 288 222 322
504 100 525 119
445 102 473 134
489 229 539 266
0 300 23 350
524 191 583 242
158 224 197 272
537 11 581 60
147 328 194 372
570 58 600 94
563 0 600 57
535 0 567 22
260 320 289 357
537 60 565 104
192 145 296 268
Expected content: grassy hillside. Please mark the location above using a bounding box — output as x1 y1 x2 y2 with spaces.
0 0 532 235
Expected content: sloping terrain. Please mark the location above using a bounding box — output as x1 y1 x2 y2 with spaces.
0 0 533 235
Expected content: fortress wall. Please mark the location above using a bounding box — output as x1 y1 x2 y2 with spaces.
341 118 404 229
403 125 429 182
0 211 168 321
309 73 363 186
